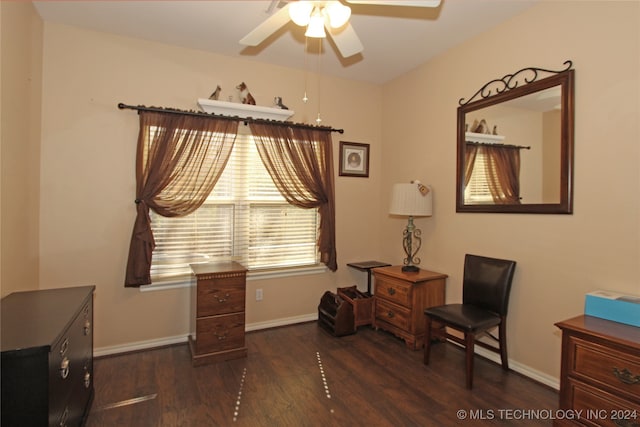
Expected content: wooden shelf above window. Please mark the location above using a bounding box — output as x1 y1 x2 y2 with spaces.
197 98 295 121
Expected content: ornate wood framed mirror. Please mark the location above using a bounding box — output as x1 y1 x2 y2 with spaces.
456 61 574 214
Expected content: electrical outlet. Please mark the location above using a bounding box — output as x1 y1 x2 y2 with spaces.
256 288 263 301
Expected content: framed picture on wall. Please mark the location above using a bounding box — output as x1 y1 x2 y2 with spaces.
339 141 370 177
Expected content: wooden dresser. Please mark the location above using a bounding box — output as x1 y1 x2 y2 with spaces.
372 266 447 350
1 286 95 427
555 315 640 427
189 261 247 366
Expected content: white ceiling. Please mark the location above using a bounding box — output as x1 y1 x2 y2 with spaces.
33 0 538 84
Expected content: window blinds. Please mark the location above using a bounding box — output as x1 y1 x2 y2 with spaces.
150 125 319 282
464 152 495 204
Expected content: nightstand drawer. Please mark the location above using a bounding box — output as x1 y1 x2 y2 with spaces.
375 276 411 307
570 335 640 400
375 298 411 330
197 278 245 317
195 313 245 354
568 378 640 427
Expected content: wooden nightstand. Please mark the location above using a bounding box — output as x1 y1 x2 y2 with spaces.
372 266 447 350
189 261 247 366
554 315 640 427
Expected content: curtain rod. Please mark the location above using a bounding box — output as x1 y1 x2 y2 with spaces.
117 103 344 134
466 141 531 150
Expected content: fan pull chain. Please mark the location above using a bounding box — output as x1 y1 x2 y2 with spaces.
316 37 322 124
303 37 309 103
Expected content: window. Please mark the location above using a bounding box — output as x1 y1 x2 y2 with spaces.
149 126 320 283
464 151 495 204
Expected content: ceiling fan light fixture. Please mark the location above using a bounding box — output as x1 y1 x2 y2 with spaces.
325 2 351 28
305 8 326 38
289 1 313 26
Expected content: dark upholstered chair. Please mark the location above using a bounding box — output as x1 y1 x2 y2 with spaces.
423 254 516 389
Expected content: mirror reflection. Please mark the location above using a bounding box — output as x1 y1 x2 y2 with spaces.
464 86 561 205
456 65 574 214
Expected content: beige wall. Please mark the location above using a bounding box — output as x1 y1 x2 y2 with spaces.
0 2 42 296
2 0 638 387
381 1 639 384
36 23 383 350
543 109 561 203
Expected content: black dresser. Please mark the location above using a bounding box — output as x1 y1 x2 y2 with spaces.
1 286 95 427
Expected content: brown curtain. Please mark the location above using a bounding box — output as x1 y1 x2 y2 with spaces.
249 122 337 271
483 145 521 204
465 143 521 204
464 144 479 187
125 111 239 287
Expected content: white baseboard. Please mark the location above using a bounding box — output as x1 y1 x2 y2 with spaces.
93 314 560 391
474 346 559 390
93 313 318 357
245 313 317 332
93 334 188 357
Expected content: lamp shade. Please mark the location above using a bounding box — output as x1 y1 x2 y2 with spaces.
389 183 432 217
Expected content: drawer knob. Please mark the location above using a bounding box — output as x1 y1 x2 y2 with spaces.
216 292 231 303
387 288 396 296
612 367 640 385
613 419 640 427
59 407 69 427
84 319 91 335
59 338 69 356
215 330 228 340
84 371 91 388
60 357 70 379
387 311 395 318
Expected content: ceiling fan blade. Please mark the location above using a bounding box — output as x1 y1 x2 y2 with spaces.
345 0 441 7
326 22 363 58
240 3 292 46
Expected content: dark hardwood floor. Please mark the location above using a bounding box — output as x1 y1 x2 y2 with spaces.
87 322 558 426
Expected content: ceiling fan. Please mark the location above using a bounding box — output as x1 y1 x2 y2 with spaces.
240 0 442 58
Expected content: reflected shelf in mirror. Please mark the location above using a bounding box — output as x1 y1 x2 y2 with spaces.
465 132 505 144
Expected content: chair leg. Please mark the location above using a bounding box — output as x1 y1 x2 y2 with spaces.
423 315 432 365
465 332 475 389
499 319 509 370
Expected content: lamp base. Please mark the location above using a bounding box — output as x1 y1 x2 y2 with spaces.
401 265 420 273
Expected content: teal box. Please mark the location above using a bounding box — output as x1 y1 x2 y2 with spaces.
584 290 640 328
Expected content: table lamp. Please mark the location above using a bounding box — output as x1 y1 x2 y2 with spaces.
389 181 433 272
